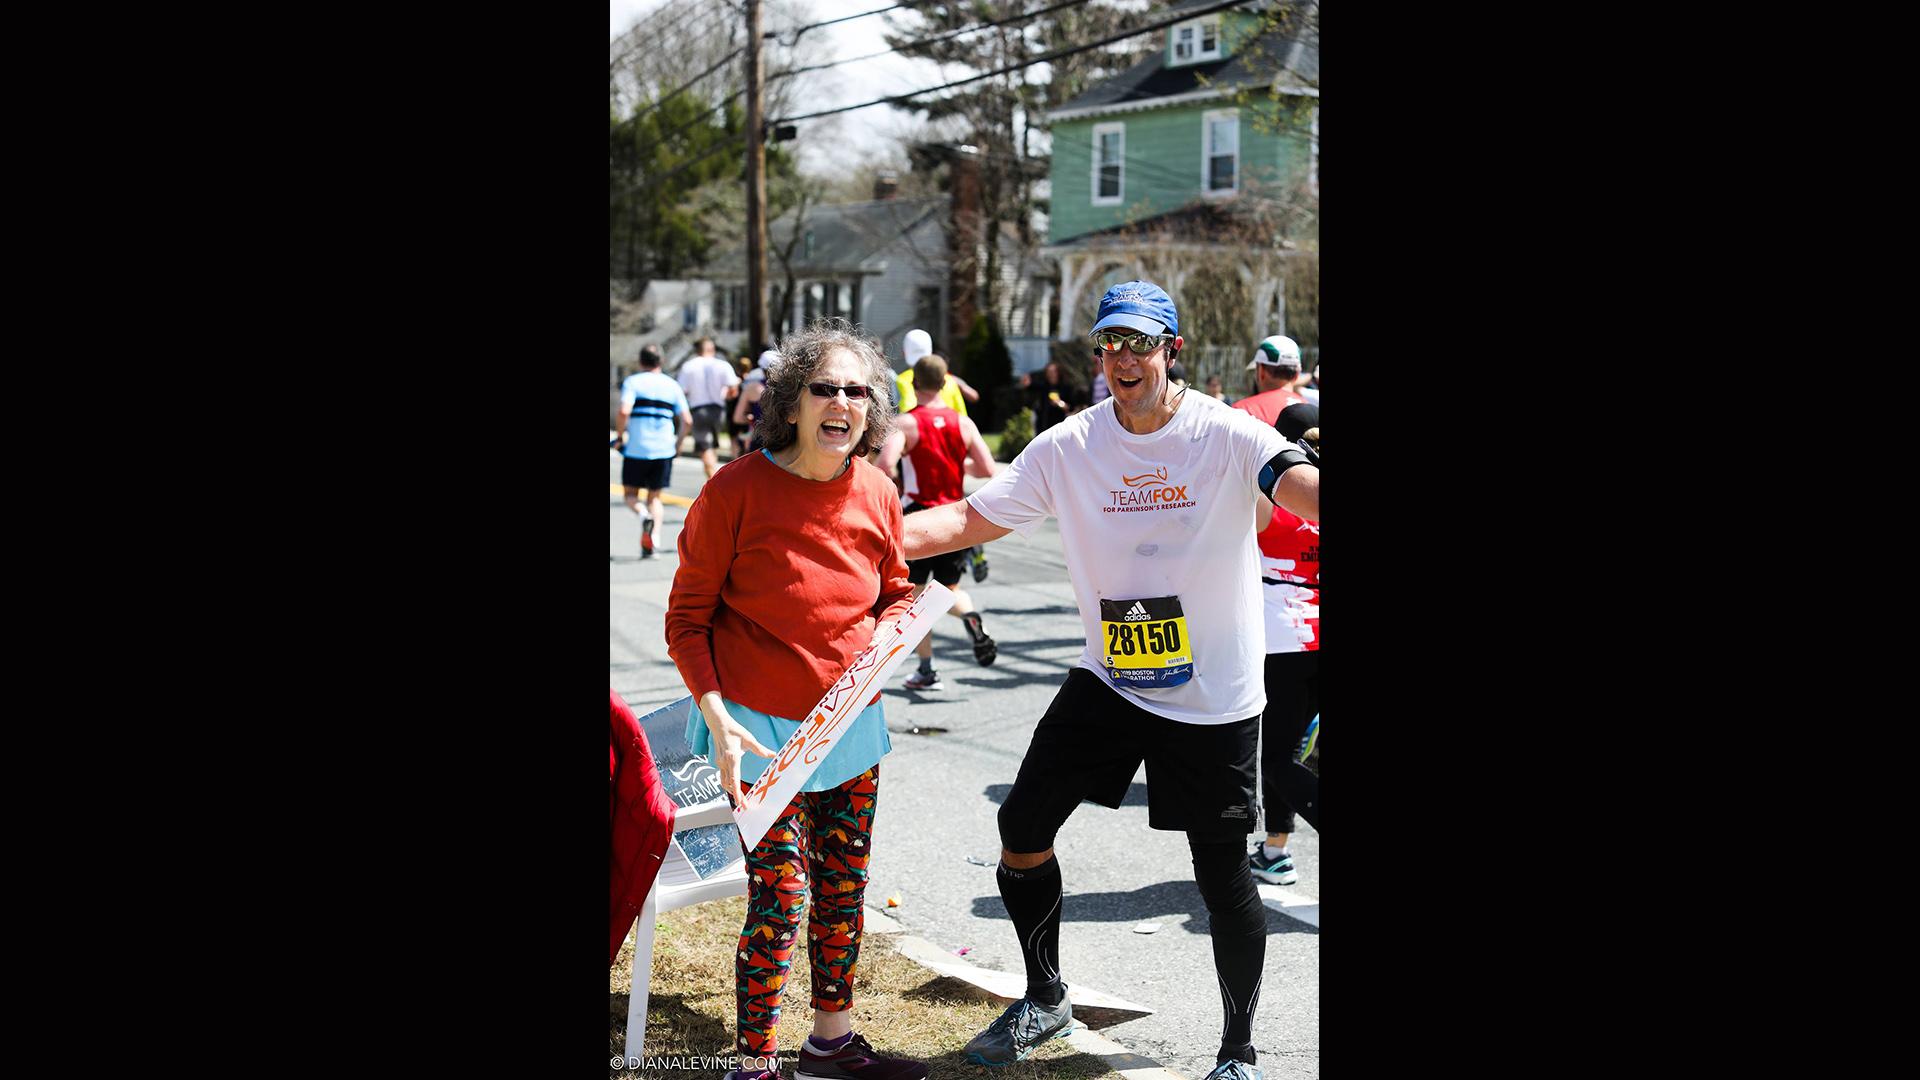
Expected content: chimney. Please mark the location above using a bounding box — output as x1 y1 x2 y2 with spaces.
947 145 982 350
873 172 899 200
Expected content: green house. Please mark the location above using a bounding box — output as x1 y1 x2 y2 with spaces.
1041 0 1318 367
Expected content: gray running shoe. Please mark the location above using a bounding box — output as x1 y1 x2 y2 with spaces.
963 995 1074 1066
1201 1061 1261 1080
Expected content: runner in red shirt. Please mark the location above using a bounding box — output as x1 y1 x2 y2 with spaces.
876 353 1002 690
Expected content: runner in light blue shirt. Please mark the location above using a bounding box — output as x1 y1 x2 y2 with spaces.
616 345 691 558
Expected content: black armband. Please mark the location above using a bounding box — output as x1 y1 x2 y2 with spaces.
1257 448 1314 499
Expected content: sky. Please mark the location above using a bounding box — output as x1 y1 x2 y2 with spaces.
610 0 959 175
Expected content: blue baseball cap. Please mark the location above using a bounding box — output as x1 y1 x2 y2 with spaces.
1091 280 1178 337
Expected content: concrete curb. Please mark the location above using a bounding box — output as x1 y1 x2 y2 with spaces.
864 905 1188 1080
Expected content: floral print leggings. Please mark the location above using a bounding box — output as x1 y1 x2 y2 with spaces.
735 766 878 1060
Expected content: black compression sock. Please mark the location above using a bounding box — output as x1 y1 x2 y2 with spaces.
1191 838 1266 1061
997 856 1065 1004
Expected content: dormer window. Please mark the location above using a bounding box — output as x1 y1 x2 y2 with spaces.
1171 17 1222 64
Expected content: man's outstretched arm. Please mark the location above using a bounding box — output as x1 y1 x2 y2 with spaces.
1266 461 1318 522
903 500 1012 560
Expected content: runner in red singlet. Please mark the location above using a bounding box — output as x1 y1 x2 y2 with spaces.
875 353 1001 690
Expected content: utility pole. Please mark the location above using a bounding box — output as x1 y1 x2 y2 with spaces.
745 0 770 350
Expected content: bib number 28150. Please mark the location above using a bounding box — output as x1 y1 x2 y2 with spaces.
1099 595 1194 689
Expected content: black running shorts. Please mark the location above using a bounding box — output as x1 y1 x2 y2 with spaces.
997 668 1261 852
689 404 725 450
622 456 672 490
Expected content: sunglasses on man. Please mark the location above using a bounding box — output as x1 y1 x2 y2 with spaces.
1090 330 1172 355
807 381 873 400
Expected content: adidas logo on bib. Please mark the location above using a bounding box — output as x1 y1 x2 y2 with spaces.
1123 601 1151 621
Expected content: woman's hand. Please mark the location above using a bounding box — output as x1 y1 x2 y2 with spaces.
698 692 777 806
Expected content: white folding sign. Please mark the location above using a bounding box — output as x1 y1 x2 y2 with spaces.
732 582 954 851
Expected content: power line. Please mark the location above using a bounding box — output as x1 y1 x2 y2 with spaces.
667 2 1081 135
612 2 742 78
610 0 725 70
627 58 807 160
611 0 695 49
630 44 747 122
614 2 1297 205
630 1 1066 156
772 1 924 45
773 0 1088 82
610 134 748 203
772 0 1258 125
641 91 746 154
621 50 823 162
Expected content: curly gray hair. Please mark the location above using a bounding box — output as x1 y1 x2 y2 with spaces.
753 318 897 459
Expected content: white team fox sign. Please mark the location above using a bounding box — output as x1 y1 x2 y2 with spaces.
732 582 954 851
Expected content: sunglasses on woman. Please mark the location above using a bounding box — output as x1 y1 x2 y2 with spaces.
807 381 873 400
1090 331 1172 355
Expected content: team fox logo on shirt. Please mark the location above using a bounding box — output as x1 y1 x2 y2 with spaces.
1106 467 1194 513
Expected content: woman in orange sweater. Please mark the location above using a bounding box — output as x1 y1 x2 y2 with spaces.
666 319 926 1080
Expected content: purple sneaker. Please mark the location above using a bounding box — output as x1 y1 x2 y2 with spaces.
796 1033 927 1080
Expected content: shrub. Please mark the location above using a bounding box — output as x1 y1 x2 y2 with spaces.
995 405 1034 462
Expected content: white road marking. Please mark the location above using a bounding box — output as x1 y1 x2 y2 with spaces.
1257 882 1320 928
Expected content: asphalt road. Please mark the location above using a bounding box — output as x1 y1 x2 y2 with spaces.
610 446 1319 1080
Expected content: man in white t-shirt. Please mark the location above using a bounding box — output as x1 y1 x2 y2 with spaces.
675 336 741 480
902 281 1318 1080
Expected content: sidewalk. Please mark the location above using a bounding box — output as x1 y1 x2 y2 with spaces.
861 904 1187 1080
612 894 1190 1079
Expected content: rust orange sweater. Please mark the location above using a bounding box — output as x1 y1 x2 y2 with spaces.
666 451 915 721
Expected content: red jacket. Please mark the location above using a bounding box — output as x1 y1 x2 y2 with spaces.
610 688 676 965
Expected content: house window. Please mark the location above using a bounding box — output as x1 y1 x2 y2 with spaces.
1093 122 1124 206
803 280 854 323
1171 17 1222 65
717 284 749 331
1204 109 1238 195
